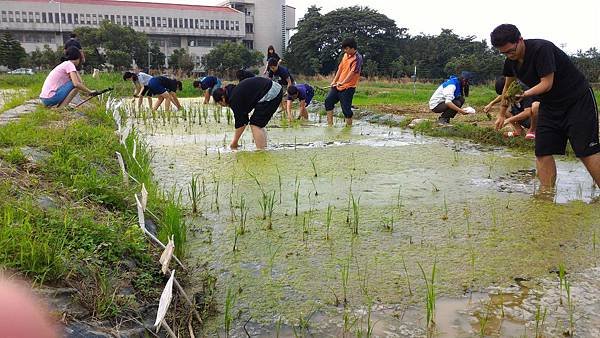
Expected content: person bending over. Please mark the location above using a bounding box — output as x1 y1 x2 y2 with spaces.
193 76 222 105
428 74 472 125
123 71 153 110
40 47 96 108
484 76 538 139
286 83 314 122
147 76 183 112
212 77 283 150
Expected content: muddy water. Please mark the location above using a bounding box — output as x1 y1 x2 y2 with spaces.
134 99 600 337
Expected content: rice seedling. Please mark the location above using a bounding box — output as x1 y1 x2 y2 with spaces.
564 278 575 336
441 193 448 220
351 194 361 236
325 204 333 240
238 195 248 235
396 186 403 211
275 316 283 338
294 175 300 217
534 302 547 338
309 154 318 177
558 263 566 305
292 309 316 337
470 246 476 283
260 190 277 229
343 308 358 335
224 286 237 337
381 216 394 232
310 178 319 196
226 108 232 125
417 260 437 330
188 174 203 214
464 207 472 237
401 256 412 296
341 254 351 305
212 174 220 212
267 243 281 275
477 302 491 337
276 165 282 203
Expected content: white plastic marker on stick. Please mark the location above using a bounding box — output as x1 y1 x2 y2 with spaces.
141 184 148 211
154 270 177 338
160 236 175 275
115 152 129 185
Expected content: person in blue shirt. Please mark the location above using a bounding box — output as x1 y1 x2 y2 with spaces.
267 58 294 89
428 74 471 124
193 76 222 104
286 84 314 122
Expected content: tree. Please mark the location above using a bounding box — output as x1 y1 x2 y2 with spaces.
106 50 131 70
26 45 62 70
0 32 27 69
572 48 600 82
148 42 165 69
168 48 195 73
201 42 263 77
363 59 379 78
285 6 406 75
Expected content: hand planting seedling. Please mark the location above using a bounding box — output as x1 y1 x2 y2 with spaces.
503 80 524 105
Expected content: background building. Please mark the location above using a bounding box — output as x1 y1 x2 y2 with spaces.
0 0 295 67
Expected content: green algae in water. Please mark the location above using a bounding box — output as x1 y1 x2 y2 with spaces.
136 103 600 335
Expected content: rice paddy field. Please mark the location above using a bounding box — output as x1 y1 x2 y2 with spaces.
128 98 599 337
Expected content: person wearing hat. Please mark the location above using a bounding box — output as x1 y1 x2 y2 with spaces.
212 77 283 150
193 76 222 104
428 74 474 125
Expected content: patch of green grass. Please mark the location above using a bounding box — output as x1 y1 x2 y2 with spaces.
0 147 27 166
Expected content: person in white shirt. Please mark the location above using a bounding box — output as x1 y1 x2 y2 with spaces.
123 71 153 110
428 75 471 124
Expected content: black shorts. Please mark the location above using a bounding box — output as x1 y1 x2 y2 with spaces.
250 89 283 128
140 85 153 97
536 88 599 158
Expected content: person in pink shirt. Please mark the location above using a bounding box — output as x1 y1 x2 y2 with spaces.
39 47 95 108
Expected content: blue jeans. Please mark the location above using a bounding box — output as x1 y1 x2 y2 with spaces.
41 81 75 107
324 87 356 118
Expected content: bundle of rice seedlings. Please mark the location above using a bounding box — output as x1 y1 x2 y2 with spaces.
503 80 524 105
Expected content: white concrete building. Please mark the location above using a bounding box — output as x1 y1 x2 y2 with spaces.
0 0 295 67
221 0 295 58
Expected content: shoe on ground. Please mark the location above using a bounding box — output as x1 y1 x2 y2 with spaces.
525 131 535 140
503 131 521 138
437 117 451 126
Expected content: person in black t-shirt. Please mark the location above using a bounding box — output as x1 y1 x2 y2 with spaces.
490 24 600 189
263 45 281 75
64 33 85 64
147 76 183 112
212 77 283 150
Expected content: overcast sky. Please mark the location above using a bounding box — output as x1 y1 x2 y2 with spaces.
126 0 599 54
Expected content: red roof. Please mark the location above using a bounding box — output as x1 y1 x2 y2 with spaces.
11 0 239 13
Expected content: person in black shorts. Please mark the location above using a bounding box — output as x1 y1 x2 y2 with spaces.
212 77 283 150
147 76 183 112
491 24 600 189
484 76 539 139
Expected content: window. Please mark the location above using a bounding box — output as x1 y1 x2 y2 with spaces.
162 17 166 27
73 13 78 24
225 21 229 30
116 15 121 25
47 12 52 23
60 13 65 24
15 11 21 23
85 14 90 25
110 15 114 23
221 20 225 30
183 18 187 29
29 12 34 23
134 16 138 26
54 13 59 23
151 17 155 27
235 21 239 31
41 12 46 23
246 23 253 33
140 16 144 27
1 11 6 23
35 12 40 23
67 13 72 24
127 16 131 26
178 18 183 28
168 18 172 28
210 20 214 29
199 19 204 29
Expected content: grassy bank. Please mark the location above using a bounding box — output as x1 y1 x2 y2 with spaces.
0 101 189 324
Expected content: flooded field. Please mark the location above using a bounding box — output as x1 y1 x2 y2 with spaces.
133 99 599 337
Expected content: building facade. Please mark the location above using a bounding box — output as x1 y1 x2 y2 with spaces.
0 0 295 67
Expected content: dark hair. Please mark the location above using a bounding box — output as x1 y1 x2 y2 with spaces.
341 37 357 50
236 69 255 81
123 71 137 81
176 81 183 91
267 45 275 53
267 57 279 67
212 87 229 104
287 85 298 97
192 80 201 88
494 76 505 95
63 46 82 61
70 33 77 39
490 24 521 47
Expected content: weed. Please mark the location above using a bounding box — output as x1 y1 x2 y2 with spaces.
294 175 300 217
238 195 248 235
1 147 27 166
564 278 575 336
188 174 203 214
558 263 566 305
401 256 412 296
427 179 440 192
381 215 394 232
276 165 282 203
441 193 448 220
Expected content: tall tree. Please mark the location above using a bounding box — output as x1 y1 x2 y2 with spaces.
285 6 406 75
201 41 263 77
168 48 195 73
0 33 27 69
